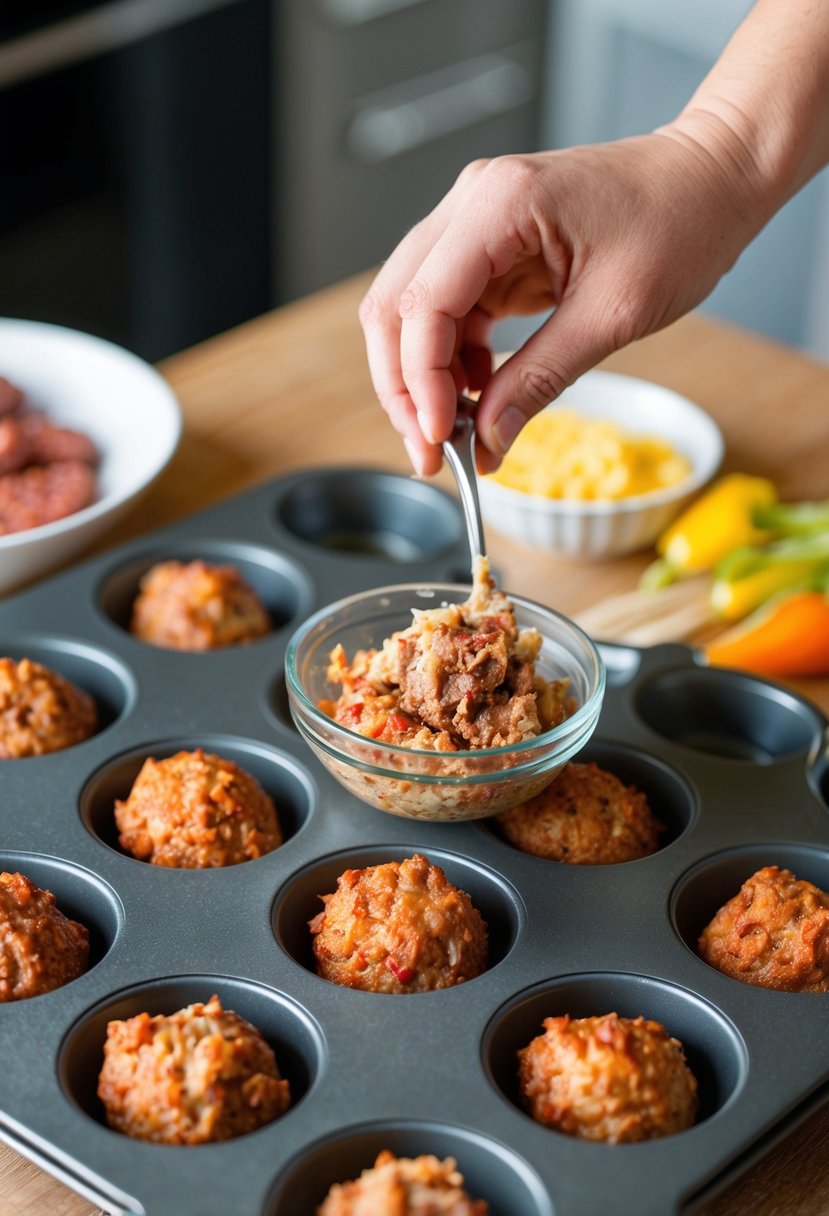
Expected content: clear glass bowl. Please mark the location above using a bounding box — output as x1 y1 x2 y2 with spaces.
285 582 605 822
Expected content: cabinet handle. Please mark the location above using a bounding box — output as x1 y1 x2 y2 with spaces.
0 0 244 90
317 0 430 25
347 48 534 165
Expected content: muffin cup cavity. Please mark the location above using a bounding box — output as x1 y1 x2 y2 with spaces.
275 469 462 561
0 851 122 978
634 667 824 763
266 1122 552 1216
80 736 315 861
671 843 829 978
483 973 746 1132
488 738 697 859
0 635 135 738
59 975 325 1133
96 541 313 640
272 846 523 984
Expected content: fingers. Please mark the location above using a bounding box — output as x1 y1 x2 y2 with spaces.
398 217 525 445
474 283 620 465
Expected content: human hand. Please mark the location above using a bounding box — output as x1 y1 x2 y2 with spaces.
359 123 763 476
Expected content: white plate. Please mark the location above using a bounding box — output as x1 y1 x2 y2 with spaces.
478 368 724 559
0 320 182 595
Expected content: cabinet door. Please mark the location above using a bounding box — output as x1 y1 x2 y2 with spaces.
543 0 829 358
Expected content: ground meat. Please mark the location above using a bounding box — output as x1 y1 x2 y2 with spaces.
0 871 89 1001
0 376 98 534
0 656 97 758
0 415 30 475
0 377 24 417
697 865 829 992
98 994 290 1144
518 1013 698 1143
130 559 271 650
114 748 282 868
496 762 662 864
0 461 97 535
318 1151 489 1216
322 557 568 752
309 854 487 993
19 411 99 466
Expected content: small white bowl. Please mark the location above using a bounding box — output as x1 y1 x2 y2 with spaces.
478 369 723 559
0 320 182 596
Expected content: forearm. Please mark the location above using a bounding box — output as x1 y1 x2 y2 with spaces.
665 0 829 226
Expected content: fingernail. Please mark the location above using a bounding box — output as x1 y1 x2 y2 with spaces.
416 410 439 445
492 405 526 455
403 437 426 477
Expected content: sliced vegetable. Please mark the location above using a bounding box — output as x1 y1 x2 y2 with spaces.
754 499 829 537
710 536 829 621
641 473 777 587
706 590 829 677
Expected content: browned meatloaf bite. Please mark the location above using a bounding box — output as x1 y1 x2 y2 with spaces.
114 748 282 868
0 871 89 1001
496 762 662 864
130 559 271 650
98 994 290 1144
697 865 829 992
309 854 487 993
518 1013 698 1143
0 657 97 758
318 1151 489 1215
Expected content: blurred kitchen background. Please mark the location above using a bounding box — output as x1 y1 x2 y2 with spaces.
1 0 827 363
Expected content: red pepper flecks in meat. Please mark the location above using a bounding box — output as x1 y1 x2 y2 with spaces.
309 854 487 994
322 557 570 753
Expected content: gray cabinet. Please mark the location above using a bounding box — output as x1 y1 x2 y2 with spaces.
273 0 546 300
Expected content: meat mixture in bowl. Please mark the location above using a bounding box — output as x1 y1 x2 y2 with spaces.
0 656 97 758
698 865 829 992
518 1012 698 1143
309 854 487 993
130 559 270 650
317 1151 488 1215
98 994 290 1144
0 871 89 1001
496 761 662 864
114 748 282 868
321 558 569 752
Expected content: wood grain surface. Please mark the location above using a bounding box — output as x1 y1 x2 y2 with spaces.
2 272 828 1215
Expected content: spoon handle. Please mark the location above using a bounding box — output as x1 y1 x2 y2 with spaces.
442 395 486 565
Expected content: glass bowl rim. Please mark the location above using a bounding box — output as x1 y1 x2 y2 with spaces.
284 581 606 762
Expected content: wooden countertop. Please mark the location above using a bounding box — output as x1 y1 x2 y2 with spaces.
3 272 829 1215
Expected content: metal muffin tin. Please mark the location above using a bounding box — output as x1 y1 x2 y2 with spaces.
1 466 828 1216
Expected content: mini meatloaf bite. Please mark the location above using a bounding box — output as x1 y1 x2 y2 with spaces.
130 559 270 650
518 1013 698 1143
496 762 662 864
697 865 829 992
98 994 290 1144
317 1151 489 1216
0 657 97 758
320 556 569 752
114 748 282 868
0 871 89 1001
309 854 487 993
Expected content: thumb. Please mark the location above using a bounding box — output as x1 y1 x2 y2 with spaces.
475 292 619 466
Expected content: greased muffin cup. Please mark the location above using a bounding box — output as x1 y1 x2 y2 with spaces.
0 467 826 1216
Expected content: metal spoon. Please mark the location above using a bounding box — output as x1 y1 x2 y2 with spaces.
442 394 486 570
